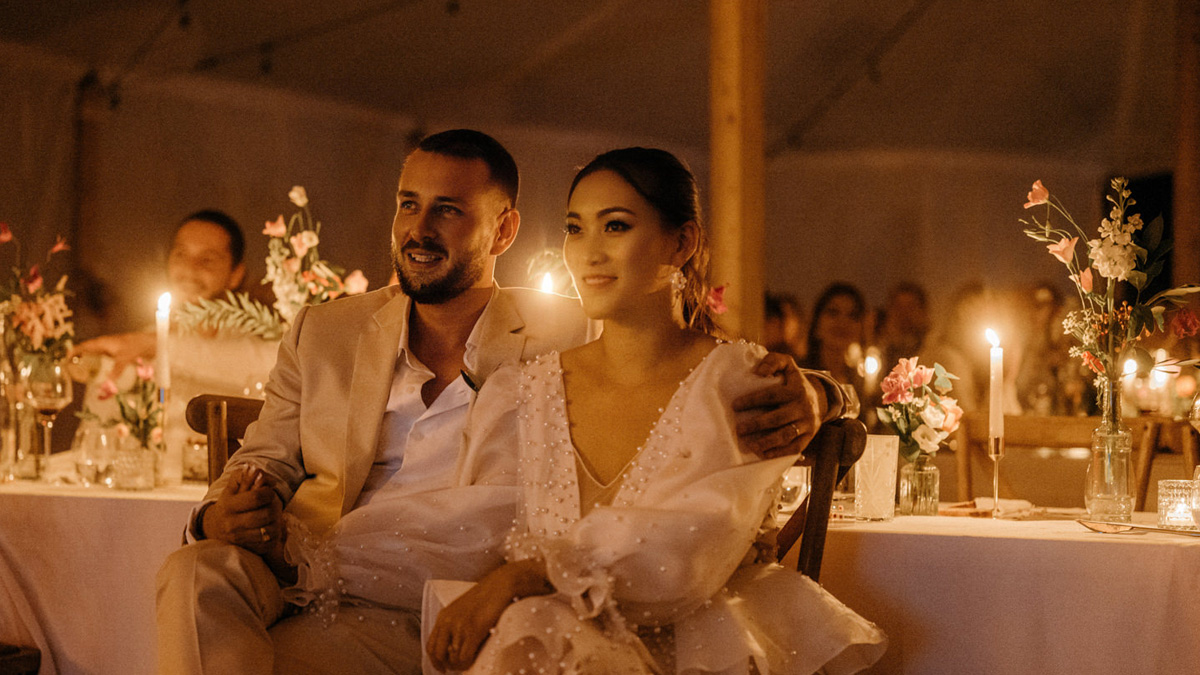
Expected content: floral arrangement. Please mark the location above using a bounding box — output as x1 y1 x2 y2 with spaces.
1021 178 1199 378
0 224 74 361
177 186 368 340
94 358 162 449
877 357 963 462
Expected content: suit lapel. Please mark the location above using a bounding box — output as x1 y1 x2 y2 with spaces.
468 286 527 385
340 293 409 515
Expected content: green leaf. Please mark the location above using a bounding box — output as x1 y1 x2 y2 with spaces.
877 407 892 426
1126 269 1147 291
1144 215 1163 251
176 291 285 341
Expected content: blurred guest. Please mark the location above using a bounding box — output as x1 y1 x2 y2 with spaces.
1014 283 1073 415
925 282 1021 414
878 282 931 369
801 282 868 404
762 291 806 361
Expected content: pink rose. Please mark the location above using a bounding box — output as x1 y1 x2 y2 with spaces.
939 396 963 433
880 371 914 405
24 265 42 293
135 359 154 382
49 235 69 255
1024 180 1049 208
0 223 12 244
343 270 369 295
911 365 934 388
1171 308 1200 338
894 357 919 379
707 285 728 315
263 216 286 238
97 379 119 400
1046 237 1077 264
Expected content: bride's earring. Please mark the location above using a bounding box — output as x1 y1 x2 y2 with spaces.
670 268 686 295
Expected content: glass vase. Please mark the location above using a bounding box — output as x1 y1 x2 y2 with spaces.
898 453 940 516
1085 375 1134 522
113 436 157 490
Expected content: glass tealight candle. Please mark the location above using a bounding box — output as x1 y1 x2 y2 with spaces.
1157 479 1197 530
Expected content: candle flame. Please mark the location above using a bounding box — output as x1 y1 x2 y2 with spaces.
985 328 999 348
540 273 554 294
864 355 880 376
1123 358 1138 375
157 292 172 314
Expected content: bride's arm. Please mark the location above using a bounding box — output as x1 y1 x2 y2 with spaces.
425 559 553 671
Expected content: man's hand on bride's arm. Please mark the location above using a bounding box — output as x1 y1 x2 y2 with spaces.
426 559 553 671
733 352 843 459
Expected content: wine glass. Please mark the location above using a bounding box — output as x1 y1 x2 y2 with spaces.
19 357 73 479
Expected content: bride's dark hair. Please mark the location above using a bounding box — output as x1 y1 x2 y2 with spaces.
568 147 716 335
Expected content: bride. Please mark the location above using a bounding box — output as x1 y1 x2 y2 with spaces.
424 148 885 674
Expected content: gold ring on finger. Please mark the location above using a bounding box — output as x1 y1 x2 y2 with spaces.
790 422 802 439
260 526 270 542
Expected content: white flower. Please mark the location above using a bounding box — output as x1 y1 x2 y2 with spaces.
919 403 946 430
1087 239 1137 280
912 424 944 454
288 186 309 208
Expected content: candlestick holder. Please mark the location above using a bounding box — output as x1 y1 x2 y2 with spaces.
988 436 1005 518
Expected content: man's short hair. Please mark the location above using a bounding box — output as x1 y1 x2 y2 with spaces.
416 129 519 206
178 209 245 267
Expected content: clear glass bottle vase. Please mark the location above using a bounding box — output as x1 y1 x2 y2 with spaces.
899 453 940 516
1085 376 1134 522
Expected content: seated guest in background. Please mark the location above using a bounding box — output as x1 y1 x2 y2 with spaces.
1014 282 1072 415
877 281 931 369
801 282 869 408
763 291 807 362
924 281 1021 414
155 130 839 675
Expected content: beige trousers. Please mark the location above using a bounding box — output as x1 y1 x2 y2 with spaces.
156 540 422 675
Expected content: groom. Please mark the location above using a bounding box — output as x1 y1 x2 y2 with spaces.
156 129 842 674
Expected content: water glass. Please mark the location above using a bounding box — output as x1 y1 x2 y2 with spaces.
778 466 811 512
73 423 114 487
1159 479 1196 529
855 434 899 521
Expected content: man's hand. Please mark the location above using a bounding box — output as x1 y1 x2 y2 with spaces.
426 560 551 671
733 352 832 459
69 332 156 381
200 467 284 556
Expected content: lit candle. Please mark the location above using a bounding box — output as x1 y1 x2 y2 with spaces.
986 329 1003 441
540 272 554 294
156 292 172 390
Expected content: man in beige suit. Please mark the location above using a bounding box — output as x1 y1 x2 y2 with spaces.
156 130 838 674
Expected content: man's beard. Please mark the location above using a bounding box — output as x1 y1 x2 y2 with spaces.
392 239 487 305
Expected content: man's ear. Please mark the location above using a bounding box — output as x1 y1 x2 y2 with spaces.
227 263 246 291
490 207 521 256
670 220 700 268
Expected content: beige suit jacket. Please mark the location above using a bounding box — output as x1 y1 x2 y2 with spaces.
204 283 593 534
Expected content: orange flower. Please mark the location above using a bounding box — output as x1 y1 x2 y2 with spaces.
1081 351 1105 375
1024 180 1049 208
49 235 69 255
1046 237 1077 264
0 223 12 244
1071 267 1094 293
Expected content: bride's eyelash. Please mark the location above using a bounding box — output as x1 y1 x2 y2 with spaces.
604 220 631 232
563 223 580 234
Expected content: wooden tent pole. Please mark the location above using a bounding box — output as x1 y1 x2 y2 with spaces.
709 0 766 339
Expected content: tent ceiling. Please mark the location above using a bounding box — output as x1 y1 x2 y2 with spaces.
0 0 1177 162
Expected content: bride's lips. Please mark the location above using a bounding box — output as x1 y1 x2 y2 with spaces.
580 275 616 287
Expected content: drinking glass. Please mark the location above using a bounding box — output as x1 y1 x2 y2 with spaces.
73 422 114 487
19 357 73 479
778 466 811 513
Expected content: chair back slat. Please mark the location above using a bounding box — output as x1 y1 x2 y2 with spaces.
184 394 266 484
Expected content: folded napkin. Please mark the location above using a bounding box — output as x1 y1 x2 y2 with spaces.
939 497 1035 518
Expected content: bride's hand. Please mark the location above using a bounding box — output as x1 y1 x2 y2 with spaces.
426 560 552 671
733 352 830 459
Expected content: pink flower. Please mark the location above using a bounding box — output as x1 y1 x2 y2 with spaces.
880 371 914 405
283 257 301 274
894 357 919 379
49 235 69 255
1024 180 1049 208
114 423 130 439
1073 267 1094 293
290 231 319 258
135 359 154 382
150 427 163 444
939 396 963 433
0 223 12 244
97 380 119 400
343 270 368 295
707 285 728 315
263 216 286 237
1171 308 1200 338
1046 237 1077 264
911 365 934 388
23 265 42 293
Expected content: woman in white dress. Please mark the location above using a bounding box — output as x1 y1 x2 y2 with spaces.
424 148 886 674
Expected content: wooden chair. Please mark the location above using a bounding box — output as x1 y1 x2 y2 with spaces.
775 418 867 581
184 394 266 484
0 643 40 675
953 412 1163 508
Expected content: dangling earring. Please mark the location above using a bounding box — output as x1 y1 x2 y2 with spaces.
670 268 686 295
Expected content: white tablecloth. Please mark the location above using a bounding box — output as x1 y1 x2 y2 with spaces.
0 480 205 675
819 515 1200 674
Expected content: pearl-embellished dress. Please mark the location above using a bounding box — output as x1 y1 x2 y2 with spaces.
451 341 886 674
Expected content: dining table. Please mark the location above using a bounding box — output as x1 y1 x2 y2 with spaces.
0 477 206 675
818 513 1200 674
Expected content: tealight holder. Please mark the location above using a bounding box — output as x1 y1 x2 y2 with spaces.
1156 479 1197 530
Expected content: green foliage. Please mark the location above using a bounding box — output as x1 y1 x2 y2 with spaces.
175 291 285 341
